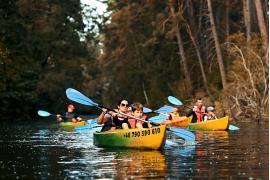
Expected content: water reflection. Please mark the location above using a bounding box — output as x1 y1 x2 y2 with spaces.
0 121 268 179
103 150 166 179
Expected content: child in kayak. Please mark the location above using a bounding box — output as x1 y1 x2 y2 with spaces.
128 102 152 129
203 106 217 121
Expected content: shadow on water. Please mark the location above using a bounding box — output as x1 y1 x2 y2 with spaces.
0 120 268 179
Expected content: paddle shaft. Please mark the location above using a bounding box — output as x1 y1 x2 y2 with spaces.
98 105 158 125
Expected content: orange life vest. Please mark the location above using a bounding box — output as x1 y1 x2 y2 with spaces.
193 106 206 122
128 115 147 129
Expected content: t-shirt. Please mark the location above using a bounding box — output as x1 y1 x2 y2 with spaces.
63 112 78 122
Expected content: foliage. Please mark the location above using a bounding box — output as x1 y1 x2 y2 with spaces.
0 0 268 121
0 0 100 120
221 33 268 121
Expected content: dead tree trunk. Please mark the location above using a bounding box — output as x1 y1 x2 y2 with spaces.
243 0 251 42
185 1 210 95
254 0 268 48
207 0 227 88
225 0 230 38
169 0 192 96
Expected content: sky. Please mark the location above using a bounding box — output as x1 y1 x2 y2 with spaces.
80 0 107 15
79 0 108 40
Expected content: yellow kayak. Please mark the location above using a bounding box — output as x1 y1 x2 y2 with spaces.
188 116 229 131
164 116 192 127
59 121 86 129
94 125 167 150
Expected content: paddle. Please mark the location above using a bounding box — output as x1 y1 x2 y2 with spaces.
37 109 85 123
143 106 172 118
168 96 240 131
155 105 175 113
75 125 102 131
148 115 168 122
87 118 98 125
143 107 152 113
228 124 240 131
66 88 196 141
37 110 54 117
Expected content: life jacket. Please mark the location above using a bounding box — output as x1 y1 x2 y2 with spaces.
128 115 147 129
169 112 180 121
193 105 206 122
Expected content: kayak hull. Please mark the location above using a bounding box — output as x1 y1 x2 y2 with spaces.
166 116 192 127
94 125 167 150
59 121 86 129
188 116 229 131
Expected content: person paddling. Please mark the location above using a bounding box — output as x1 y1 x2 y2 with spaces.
57 104 82 123
186 98 207 123
97 99 131 131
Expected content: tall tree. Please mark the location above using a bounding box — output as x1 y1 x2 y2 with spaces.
243 0 251 42
185 0 209 95
207 0 227 88
254 0 268 48
168 0 192 96
225 0 230 38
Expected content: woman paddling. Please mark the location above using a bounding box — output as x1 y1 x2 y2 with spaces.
97 99 131 131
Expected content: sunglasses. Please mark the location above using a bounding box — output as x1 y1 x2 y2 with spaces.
120 103 129 107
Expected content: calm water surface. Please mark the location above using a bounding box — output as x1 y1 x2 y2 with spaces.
0 120 268 179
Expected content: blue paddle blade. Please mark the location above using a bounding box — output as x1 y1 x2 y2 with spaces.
37 110 52 117
168 96 183 106
87 118 98 125
179 145 195 157
229 124 240 131
143 107 152 113
75 125 102 132
66 88 98 107
169 127 196 141
155 105 174 113
149 115 168 122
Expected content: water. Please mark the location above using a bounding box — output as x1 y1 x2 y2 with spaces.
0 120 268 179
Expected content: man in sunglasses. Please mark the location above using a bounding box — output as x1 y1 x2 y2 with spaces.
97 99 131 131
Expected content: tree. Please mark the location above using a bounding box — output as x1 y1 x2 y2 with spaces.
207 0 227 88
168 0 192 96
254 0 268 48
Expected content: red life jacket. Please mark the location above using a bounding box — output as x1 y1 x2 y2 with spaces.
193 106 206 122
128 115 147 129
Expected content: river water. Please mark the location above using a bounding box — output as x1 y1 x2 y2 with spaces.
0 120 268 179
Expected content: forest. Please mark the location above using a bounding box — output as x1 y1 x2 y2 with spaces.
0 0 268 121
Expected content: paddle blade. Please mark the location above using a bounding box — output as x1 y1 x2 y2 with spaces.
168 96 183 106
155 105 174 113
229 124 240 131
143 107 152 113
37 110 51 117
75 125 102 132
87 118 98 125
169 128 196 141
149 115 168 122
66 88 98 107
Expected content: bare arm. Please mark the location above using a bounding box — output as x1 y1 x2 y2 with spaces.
97 111 106 124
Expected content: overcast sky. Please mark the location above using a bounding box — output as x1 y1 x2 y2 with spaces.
79 0 108 40
81 0 107 15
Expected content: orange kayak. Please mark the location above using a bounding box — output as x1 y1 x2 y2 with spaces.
163 116 192 127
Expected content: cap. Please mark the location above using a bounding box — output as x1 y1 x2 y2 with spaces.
68 104 75 109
